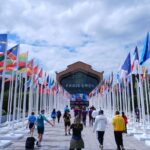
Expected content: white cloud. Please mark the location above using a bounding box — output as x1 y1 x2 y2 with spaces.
0 0 150 79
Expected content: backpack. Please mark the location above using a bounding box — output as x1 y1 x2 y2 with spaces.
51 112 56 118
25 137 36 149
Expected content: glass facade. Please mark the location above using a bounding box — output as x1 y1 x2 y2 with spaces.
60 71 99 94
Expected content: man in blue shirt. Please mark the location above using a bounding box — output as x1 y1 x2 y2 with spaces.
36 109 54 147
27 112 36 136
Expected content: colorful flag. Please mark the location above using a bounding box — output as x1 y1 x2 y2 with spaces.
131 47 139 72
38 68 43 78
19 52 28 68
120 53 131 78
26 77 31 88
140 32 150 65
0 34 7 63
7 45 19 61
0 34 7 53
27 59 34 76
33 65 38 74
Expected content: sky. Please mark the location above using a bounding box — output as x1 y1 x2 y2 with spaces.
0 0 150 79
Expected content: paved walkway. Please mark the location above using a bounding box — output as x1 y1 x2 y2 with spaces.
1 117 150 150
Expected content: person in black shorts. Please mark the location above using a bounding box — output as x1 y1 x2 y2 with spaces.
27 112 36 136
63 111 71 135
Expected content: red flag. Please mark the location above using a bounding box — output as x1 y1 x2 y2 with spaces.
27 59 34 76
38 68 43 78
33 65 38 74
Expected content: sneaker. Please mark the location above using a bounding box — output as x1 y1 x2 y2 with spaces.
99 145 103 149
68 132 71 135
37 144 41 147
65 133 67 136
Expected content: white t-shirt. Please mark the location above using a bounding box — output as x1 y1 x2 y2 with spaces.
93 115 107 132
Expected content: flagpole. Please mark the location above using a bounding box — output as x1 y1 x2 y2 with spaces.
8 71 14 125
138 67 146 127
12 45 20 127
7 76 12 123
130 74 135 124
135 77 141 122
22 55 28 124
144 75 150 124
28 73 33 116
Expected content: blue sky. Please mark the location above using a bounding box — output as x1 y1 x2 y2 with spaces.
0 0 150 79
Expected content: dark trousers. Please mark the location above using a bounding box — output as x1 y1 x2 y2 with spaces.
57 117 60 123
97 131 105 145
114 131 123 150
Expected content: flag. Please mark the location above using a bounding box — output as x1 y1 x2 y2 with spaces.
0 45 19 69
0 34 7 53
131 47 139 71
120 53 131 78
141 66 146 80
0 34 7 62
33 65 38 74
26 77 31 88
7 45 19 61
140 32 150 65
38 68 43 78
48 77 54 88
19 52 28 68
27 59 34 76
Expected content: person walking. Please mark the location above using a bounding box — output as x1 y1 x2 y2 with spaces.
92 108 98 124
112 111 125 150
93 110 107 149
36 109 54 147
64 105 70 112
51 109 57 125
63 111 71 135
69 116 84 150
81 107 87 126
89 108 93 126
57 110 62 123
27 112 36 136
122 112 128 133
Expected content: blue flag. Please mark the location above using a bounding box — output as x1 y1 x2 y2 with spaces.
140 32 150 65
0 34 7 53
121 52 131 75
26 77 31 88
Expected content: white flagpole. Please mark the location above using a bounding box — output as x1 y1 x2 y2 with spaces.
9 71 14 125
22 55 28 124
28 74 33 116
119 83 122 112
17 73 22 121
7 76 12 123
12 45 20 125
35 84 39 115
138 68 146 127
144 76 150 124
130 74 135 123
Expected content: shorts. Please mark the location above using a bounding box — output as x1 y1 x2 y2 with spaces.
37 127 44 134
29 123 34 129
70 137 84 149
52 117 56 120
65 122 70 127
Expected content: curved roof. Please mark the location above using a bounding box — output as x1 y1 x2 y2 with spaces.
56 61 103 84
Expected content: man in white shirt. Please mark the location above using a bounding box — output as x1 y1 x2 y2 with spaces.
93 110 107 149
